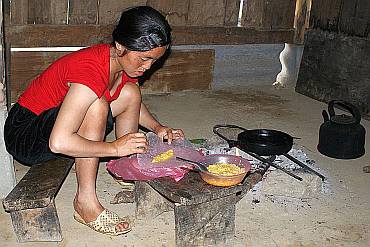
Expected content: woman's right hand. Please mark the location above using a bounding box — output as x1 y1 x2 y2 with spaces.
113 133 148 157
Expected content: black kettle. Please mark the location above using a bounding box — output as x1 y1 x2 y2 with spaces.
318 100 366 159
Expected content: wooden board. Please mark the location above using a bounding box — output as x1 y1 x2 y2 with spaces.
148 170 263 205
339 0 370 37
5 25 294 47
27 0 67 24
187 0 226 26
3 158 74 212
147 0 190 26
309 0 342 31
296 29 370 120
140 49 214 92
310 0 370 37
98 0 147 25
68 0 98 24
242 0 296 29
224 0 240 26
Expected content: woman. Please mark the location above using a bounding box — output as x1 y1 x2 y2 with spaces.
4 6 184 236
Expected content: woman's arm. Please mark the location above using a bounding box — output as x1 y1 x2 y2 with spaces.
139 102 184 143
49 83 147 157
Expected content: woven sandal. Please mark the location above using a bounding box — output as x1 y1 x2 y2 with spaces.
74 209 132 236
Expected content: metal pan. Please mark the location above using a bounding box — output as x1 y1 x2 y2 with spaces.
213 124 325 181
213 124 293 156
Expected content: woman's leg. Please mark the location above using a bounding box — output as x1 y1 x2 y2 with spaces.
110 82 142 138
73 98 128 231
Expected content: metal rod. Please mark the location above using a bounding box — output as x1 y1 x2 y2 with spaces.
283 153 325 181
247 151 303 181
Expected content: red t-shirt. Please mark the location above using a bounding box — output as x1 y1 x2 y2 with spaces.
18 44 137 115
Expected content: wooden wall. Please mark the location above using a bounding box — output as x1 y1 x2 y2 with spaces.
296 0 370 119
309 0 370 37
4 0 298 103
4 0 297 46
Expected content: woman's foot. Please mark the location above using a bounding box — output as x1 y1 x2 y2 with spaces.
73 195 130 233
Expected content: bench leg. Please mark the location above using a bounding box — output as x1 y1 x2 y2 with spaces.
10 201 62 242
174 195 237 247
134 181 173 219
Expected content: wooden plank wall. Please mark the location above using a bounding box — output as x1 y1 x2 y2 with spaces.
4 0 297 102
309 0 370 37
296 0 370 119
4 0 297 46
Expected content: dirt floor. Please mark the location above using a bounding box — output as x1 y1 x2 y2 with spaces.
1 85 370 247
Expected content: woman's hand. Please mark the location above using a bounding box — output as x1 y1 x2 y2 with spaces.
113 133 148 156
153 125 185 144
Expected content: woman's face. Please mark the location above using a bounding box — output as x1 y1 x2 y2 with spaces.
117 45 168 78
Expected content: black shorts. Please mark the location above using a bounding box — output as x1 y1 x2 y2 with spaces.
4 103 114 166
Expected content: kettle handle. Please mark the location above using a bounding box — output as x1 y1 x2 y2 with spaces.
328 100 361 124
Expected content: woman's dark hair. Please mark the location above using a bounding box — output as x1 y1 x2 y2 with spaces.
112 6 171 51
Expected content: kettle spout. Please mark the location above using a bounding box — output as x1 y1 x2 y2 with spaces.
322 110 329 122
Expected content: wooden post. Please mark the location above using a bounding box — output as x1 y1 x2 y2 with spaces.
294 0 312 45
0 0 16 199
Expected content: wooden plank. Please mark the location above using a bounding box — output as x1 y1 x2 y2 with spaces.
148 172 244 205
224 0 240 26
339 0 370 37
242 0 264 28
171 26 294 44
68 0 98 24
140 49 214 92
146 0 190 26
3 158 74 212
262 0 296 29
296 29 370 120
10 51 70 103
242 0 295 29
187 0 226 26
309 0 342 31
27 0 68 24
5 25 295 47
8 0 28 25
98 0 147 25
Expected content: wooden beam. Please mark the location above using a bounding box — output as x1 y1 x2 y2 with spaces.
5 25 294 47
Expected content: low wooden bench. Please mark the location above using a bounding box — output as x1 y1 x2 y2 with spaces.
134 168 266 247
2 157 74 242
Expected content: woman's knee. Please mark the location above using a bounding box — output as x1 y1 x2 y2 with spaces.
111 83 141 117
78 99 109 140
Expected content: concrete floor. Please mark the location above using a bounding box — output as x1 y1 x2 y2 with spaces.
1 85 369 246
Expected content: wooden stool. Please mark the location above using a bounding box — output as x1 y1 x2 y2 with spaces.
135 170 264 247
2 157 74 242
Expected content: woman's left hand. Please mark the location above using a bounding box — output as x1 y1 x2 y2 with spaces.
153 125 184 144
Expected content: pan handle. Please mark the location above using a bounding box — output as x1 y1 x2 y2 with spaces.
213 124 247 147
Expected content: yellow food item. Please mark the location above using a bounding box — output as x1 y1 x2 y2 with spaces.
152 149 174 163
207 163 245 176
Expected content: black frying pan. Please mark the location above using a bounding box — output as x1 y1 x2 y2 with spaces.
213 124 293 156
213 124 326 181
